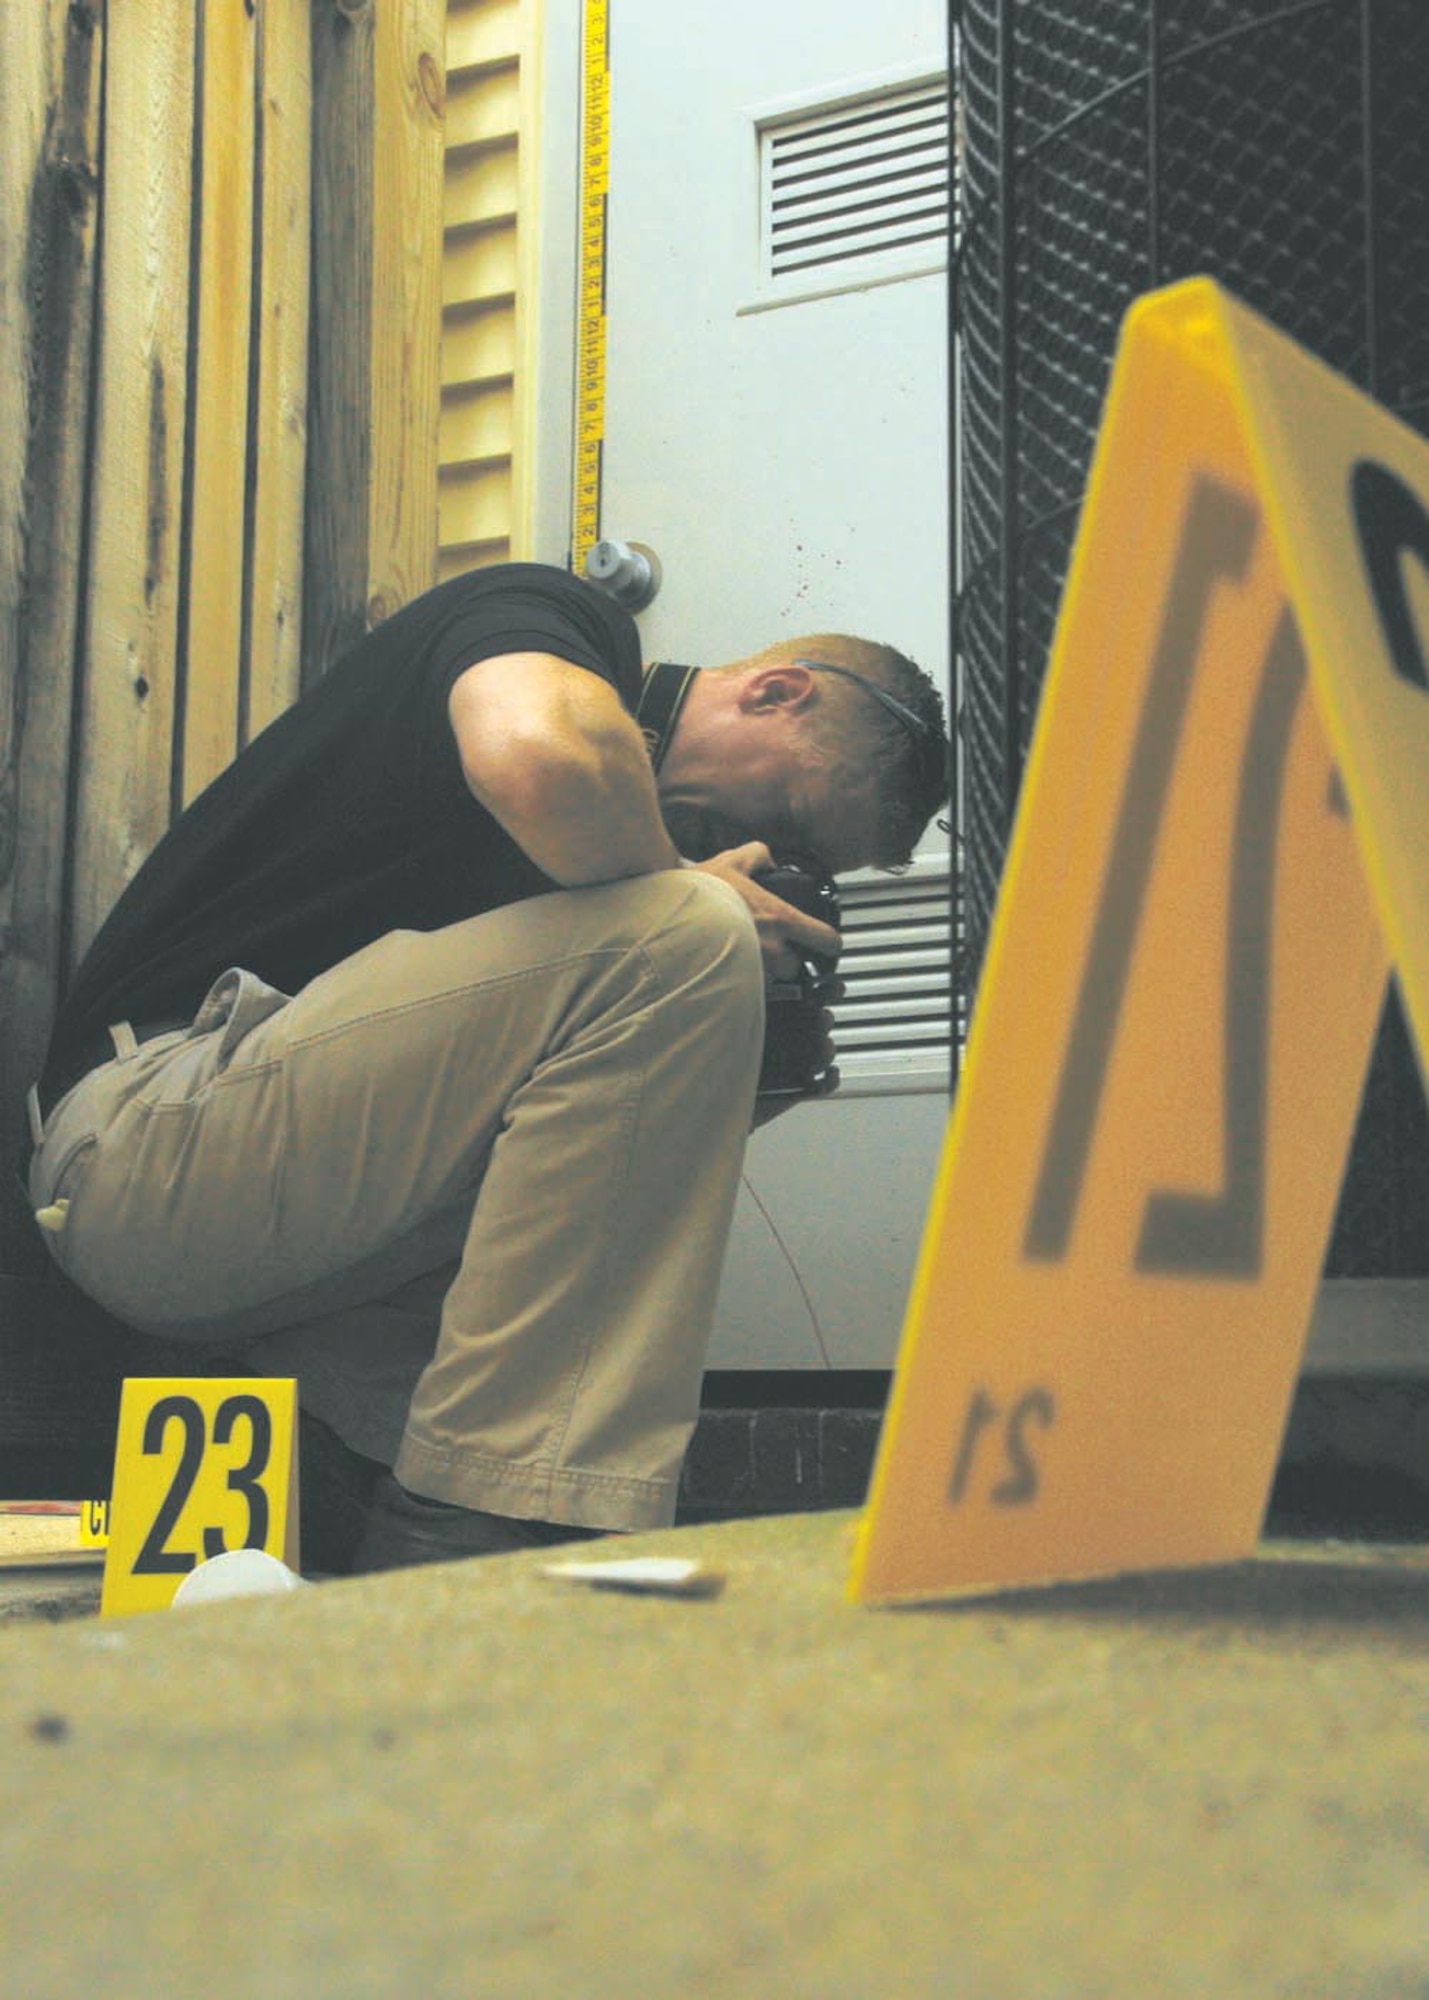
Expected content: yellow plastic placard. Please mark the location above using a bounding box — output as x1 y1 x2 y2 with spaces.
1215 298 1429 1070
101 1378 299 1616
850 277 1429 1605
78 1500 109 1547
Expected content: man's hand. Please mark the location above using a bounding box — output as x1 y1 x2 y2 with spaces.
691 843 841 979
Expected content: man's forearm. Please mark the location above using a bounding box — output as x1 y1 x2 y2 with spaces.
510 724 684 885
448 654 683 886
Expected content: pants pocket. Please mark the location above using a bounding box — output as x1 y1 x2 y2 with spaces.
193 968 292 1071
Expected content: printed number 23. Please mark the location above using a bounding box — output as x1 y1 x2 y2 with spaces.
131 1393 273 1575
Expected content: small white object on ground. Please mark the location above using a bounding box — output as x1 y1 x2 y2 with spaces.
540 1555 725 1597
172 1548 308 1605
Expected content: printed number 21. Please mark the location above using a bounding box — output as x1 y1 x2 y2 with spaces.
1023 475 1316 1281
947 1387 1056 1509
1023 460 1428 1280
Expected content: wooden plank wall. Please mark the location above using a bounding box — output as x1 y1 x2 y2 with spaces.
0 0 445 1272
0 0 106 1275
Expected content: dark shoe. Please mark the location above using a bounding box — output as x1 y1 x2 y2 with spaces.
350 1473 606 1574
298 1410 386 1578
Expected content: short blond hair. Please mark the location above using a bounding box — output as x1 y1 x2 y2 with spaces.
745 634 949 867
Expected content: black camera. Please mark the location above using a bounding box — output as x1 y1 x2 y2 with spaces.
756 861 841 1099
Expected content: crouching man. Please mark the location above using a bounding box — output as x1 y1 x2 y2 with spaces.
26 563 948 1572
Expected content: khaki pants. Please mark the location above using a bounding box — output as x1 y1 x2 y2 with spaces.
28 871 763 1530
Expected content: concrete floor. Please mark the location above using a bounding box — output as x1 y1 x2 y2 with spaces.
1 1511 1427 1998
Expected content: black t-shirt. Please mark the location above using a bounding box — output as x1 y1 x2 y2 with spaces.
43 563 644 1092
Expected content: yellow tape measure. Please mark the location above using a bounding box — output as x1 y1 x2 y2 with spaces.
572 0 609 574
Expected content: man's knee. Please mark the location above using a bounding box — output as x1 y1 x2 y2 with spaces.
618 871 763 1080
655 870 762 996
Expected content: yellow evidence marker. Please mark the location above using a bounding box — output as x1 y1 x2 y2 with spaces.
850 276 1429 1605
101 1378 299 1616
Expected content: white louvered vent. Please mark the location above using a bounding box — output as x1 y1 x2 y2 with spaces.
760 79 949 295
831 861 952 1092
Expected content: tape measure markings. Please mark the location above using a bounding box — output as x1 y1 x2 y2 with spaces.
572 0 609 574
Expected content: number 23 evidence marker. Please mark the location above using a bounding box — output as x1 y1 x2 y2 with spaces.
101 1379 299 1616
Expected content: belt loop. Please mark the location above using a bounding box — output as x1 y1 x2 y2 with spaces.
26 1083 44 1151
108 1021 139 1062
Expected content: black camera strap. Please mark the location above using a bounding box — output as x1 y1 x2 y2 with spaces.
635 661 700 771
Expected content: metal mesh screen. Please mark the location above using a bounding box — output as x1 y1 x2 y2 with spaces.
956 0 1429 1275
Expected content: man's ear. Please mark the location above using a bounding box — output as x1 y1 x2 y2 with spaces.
740 662 816 713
